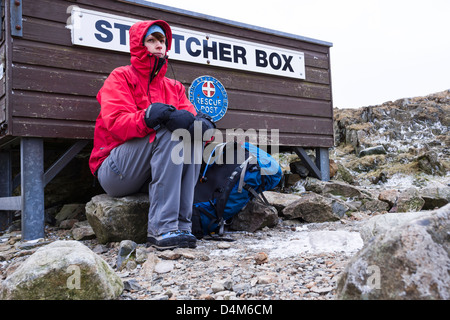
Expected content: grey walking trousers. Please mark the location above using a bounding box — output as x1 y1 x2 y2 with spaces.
97 128 202 236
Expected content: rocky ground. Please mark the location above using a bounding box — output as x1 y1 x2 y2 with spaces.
110 219 367 300
1 214 367 300
0 89 448 300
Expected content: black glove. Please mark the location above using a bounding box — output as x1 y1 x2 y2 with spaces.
188 112 216 140
165 109 195 132
144 103 176 130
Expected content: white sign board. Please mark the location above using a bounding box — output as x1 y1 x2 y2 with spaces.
67 6 305 79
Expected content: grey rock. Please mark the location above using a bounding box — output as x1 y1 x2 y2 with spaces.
358 145 387 157
211 281 225 293
123 278 144 292
135 247 149 264
337 204 450 300
359 211 434 244
85 193 149 244
322 181 368 199
394 188 425 212
71 221 96 241
305 179 369 200
421 184 450 209
262 191 300 213
116 240 137 270
359 199 390 212
154 260 174 274
290 161 309 178
417 151 446 176
282 192 349 222
0 240 123 300
55 204 86 226
230 198 278 232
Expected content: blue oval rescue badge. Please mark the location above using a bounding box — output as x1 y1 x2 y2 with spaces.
189 76 228 122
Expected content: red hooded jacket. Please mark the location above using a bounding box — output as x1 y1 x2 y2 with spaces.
89 20 197 175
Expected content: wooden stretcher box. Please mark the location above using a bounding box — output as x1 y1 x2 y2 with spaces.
0 0 333 238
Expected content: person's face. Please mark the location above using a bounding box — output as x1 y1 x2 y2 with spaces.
144 33 166 58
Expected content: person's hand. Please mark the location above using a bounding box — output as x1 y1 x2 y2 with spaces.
188 112 216 140
165 109 195 131
144 103 175 130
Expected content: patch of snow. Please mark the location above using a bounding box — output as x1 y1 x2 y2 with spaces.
381 174 416 189
210 228 364 259
251 230 364 259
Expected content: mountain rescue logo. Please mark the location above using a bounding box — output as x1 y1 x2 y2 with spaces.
189 76 228 122
202 81 215 97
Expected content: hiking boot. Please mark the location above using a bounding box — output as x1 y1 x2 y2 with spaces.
147 231 187 250
179 230 197 248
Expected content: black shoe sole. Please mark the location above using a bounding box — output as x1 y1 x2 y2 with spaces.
184 241 197 249
180 235 197 248
146 233 197 250
146 238 189 251
148 243 182 251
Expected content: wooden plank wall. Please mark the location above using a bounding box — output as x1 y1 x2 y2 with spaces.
0 0 7 132
4 0 333 147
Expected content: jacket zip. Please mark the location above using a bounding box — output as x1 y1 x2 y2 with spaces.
147 55 167 103
147 54 158 103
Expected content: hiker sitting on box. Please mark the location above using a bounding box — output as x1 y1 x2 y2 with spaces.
89 20 214 250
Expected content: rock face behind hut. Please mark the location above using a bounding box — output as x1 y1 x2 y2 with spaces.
329 90 450 300
332 90 449 186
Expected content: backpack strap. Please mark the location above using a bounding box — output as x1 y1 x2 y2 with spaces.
243 184 270 206
215 165 244 235
200 142 228 182
196 205 222 236
237 155 254 193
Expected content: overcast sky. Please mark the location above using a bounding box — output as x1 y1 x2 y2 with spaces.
143 0 450 109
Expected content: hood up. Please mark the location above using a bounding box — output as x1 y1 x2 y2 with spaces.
129 20 172 77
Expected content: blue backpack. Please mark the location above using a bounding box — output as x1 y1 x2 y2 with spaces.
192 142 282 239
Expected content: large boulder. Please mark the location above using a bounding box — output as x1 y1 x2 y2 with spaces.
420 184 450 210
336 204 450 300
305 179 368 200
262 191 300 214
417 151 446 176
359 211 434 244
230 198 278 232
394 188 425 213
359 199 390 213
0 240 123 300
379 186 449 213
282 192 349 222
85 194 149 244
